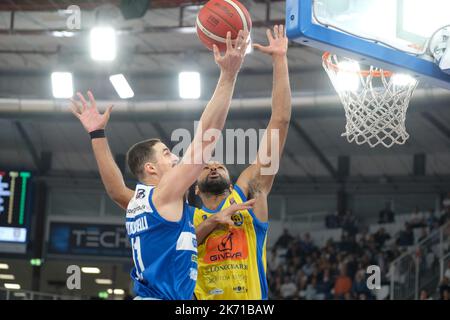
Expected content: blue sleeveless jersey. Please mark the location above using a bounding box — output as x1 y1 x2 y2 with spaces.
125 184 198 300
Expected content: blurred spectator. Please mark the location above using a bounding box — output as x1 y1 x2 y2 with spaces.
275 228 294 249
374 228 391 249
280 275 297 299
442 288 449 300
410 207 426 228
445 261 450 280
343 292 353 300
334 266 352 299
396 223 414 246
342 210 358 236
351 270 371 298
268 205 449 300
268 248 281 274
316 268 333 300
379 202 395 224
300 233 316 255
438 277 450 300
419 289 431 300
304 276 319 300
426 209 438 229
301 256 314 277
326 211 341 229
358 293 368 300
439 206 450 226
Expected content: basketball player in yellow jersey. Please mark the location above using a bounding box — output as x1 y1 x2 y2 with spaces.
193 24 291 300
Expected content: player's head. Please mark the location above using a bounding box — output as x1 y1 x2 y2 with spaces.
126 139 179 182
195 161 232 196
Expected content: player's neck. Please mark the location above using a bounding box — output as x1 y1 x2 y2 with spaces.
140 176 159 187
200 190 231 211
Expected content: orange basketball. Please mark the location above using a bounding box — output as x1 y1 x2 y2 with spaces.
196 0 252 52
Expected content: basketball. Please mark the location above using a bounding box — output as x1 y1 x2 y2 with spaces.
196 0 252 52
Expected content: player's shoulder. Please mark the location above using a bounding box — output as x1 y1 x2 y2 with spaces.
230 184 247 203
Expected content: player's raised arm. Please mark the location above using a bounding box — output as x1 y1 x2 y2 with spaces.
236 25 292 222
70 91 134 209
154 30 249 206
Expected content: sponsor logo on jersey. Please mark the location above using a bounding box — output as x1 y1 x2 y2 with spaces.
204 229 248 263
136 188 146 199
233 285 248 293
202 214 208 221
191 254 198 263
231 213 244 226
204 263 248 273
176 232 197 252
126 205 147 215
209 288 224 295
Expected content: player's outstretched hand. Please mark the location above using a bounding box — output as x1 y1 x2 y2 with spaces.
70 91 113 133
253 24 288 58
215 198 256 227
213 30 250 78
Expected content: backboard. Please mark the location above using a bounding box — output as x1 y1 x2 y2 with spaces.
286 0 450 89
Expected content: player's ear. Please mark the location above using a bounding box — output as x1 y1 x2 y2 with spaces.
143 162 157 175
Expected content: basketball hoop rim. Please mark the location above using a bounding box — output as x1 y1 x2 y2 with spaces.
322 52 393 77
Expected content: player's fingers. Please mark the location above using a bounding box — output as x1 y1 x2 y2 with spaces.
279 24 284 37
242 198 256 206
273 25 279 39
253 43 269 53
266 28 274 42
69 104 81 119
105 105 114 118
70 98 82 114
76 92 88 111
239 32 249 55
87 90 97 109
233 30 242 51
226 31 232 52
212 44 221 61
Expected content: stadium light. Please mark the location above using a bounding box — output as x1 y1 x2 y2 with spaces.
81 267 101 274
4 283 21 290
107 288 125 295
0 274 15 280
179 71 201 99
0 264 9 270
95 279 112 285
109 74 134 99
51 72 73 99
90 26 116 61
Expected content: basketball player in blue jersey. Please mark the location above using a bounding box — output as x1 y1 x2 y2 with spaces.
70 30 250 300
75 25 291 300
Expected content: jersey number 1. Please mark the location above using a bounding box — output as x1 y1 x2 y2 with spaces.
131 236 145 279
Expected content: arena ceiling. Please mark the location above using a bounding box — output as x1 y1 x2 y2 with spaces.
0 0 449 184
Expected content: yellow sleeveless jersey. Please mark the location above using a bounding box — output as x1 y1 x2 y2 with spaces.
193 184 269 300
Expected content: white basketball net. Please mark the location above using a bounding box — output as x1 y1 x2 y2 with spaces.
322 53 419 148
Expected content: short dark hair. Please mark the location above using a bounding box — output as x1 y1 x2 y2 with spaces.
126 138 161 179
